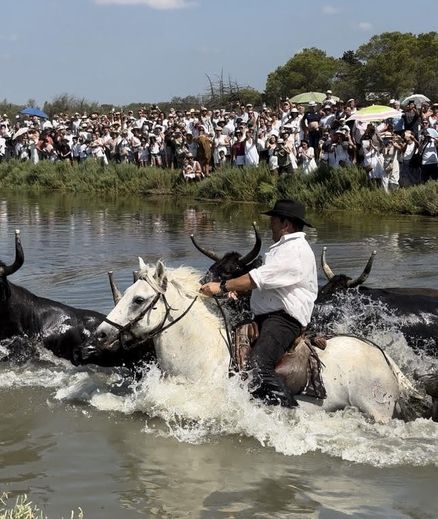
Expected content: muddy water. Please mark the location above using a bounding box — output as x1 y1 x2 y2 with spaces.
0 192 437 518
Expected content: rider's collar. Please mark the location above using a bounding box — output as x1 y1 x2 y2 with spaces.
269 232 306 249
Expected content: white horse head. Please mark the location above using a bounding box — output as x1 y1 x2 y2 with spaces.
96 259 230 382
95 259 422 423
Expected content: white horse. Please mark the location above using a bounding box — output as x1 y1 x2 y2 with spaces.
95 259 418 423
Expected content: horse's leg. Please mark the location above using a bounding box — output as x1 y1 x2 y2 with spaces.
347 367 398 423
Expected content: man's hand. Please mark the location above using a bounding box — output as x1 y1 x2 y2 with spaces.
199 282 221 297
200 274 255 298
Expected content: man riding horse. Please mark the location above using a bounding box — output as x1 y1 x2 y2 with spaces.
200 199 318 407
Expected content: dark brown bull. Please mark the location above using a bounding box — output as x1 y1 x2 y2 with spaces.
317 247 438 354
191 222 262 285
0 231 153 368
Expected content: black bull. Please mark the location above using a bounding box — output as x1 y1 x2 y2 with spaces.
0 231 152 367
318 248 438 354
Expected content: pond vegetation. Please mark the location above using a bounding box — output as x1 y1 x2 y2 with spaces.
0 160 437 216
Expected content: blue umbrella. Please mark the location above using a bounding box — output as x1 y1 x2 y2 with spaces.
20 107 48 119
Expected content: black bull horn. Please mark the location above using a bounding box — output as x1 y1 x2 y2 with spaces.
107 271 123 304
190 222 262 265
0 230 24 277
321 247 377 288
107 271 138 305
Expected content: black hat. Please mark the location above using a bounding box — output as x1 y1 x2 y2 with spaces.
262 199 313 227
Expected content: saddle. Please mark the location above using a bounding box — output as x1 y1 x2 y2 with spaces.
231 323 327 400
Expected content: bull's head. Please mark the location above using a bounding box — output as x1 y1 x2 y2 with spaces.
191 222 262 284
0 230 24 302
318 247 376 299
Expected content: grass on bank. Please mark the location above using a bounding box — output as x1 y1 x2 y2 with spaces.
0 160 437 216
0 493 83 519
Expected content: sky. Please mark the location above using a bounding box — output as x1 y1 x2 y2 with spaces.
1 0 437 106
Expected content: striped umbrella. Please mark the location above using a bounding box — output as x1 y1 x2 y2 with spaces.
346 105 401 122
401 94 430 107
290 92 340 104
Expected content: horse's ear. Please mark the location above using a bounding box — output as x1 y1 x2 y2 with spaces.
154 260 168 292
138 257 147 270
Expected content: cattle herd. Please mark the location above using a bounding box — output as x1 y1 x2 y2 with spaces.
1 227 437 420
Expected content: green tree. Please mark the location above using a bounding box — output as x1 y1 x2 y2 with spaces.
333 51 365 103
414 32 438 100
264 48 339 105
43 94 100 117
355 32 418 100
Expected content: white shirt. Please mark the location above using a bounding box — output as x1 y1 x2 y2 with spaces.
249 232 318 326
0 136 6 155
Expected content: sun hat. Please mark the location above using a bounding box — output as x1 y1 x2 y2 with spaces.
261 199 313 227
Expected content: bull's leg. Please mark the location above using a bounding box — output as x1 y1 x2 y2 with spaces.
424 375 438 422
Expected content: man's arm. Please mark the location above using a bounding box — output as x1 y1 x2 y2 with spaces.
200 274 255 297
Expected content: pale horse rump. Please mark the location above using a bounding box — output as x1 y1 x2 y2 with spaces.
94 260 422 424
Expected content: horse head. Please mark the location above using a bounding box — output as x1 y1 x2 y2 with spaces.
0 230 24 303
95 258 170 353
95 260 228 380
191 222 262 284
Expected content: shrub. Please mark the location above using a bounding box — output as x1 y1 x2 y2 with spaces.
0 160 436 216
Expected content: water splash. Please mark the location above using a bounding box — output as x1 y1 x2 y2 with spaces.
0 295 437 468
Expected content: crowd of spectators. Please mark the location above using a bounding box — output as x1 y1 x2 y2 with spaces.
0 90 437 190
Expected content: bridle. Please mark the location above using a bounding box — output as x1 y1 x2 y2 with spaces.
101 275 198 349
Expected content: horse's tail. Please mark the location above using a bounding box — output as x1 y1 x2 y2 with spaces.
384 353 430 420
337 334 420 397
384 352 418 396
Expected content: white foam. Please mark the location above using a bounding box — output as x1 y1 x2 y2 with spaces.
1 293 437 468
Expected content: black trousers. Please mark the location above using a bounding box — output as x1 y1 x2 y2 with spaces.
250 310 302 406
421 163 438 183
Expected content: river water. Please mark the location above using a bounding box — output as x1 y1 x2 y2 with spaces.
0 192 437 518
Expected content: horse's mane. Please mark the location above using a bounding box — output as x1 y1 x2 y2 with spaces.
138 263 203 298
137 263 223 321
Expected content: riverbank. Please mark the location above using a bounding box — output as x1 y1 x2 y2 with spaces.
0 160 437 216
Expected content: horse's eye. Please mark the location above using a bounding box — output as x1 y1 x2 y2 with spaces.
133 296 145 306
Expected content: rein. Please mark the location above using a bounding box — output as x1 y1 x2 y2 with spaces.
213 296 234 361
102 283 198 348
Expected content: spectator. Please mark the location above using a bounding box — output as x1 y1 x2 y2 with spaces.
244 128 259 167
320 105 335 131
322 89 337 106
297 139 317 174
212 126 229 169
181 153 203 181
361 124 384 187
419 120 438 183
149 135 162 167
429 103 438 129
301 101 321 156
273 138 293 175
266 134 279 172
381 131 403 192
196 125 213 176
399 130 421 187
402 100 421 138
231 130 246 168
